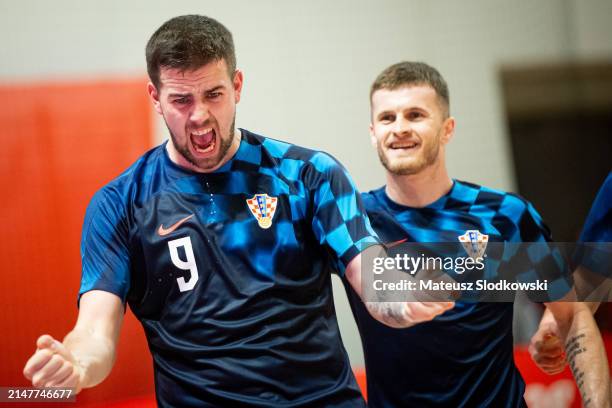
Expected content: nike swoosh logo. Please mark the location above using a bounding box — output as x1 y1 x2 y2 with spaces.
157 214 194 237
385 238 408 248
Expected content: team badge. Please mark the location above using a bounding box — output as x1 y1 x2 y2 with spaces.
246 194 278 229
458 230 488 259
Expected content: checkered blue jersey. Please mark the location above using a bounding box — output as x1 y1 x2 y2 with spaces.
580 172 612 243
344 180 552 408
79 129 379 407
578 171 612 275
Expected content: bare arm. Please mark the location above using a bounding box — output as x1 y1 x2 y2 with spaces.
345 250 454 328
529 303 600 375
529 307 567 375
543 301 611 408
23 290 124 393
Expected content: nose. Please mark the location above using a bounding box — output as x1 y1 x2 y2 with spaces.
190 101 210 125
393 116 410 136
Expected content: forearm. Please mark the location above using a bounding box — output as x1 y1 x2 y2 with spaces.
345 250 453 328
62 326 118 391
23 291 124 393
365 301 413 328
555 305 610 407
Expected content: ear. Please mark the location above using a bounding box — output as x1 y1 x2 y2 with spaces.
233 69 244 104
147 82 163 115
369 122 377 149
441 116 455 145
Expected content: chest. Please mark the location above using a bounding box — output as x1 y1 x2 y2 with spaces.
124 186 330 318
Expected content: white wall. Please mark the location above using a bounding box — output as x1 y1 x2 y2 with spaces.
2 0 610 367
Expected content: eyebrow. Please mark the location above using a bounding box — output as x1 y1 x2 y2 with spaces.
377 106 428 116
375 110 395 118
167 85 225 99
204 85 224 94
168 93 191 98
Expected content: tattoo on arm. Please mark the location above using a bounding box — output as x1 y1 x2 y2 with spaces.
365 302 407 327
566 333 591 407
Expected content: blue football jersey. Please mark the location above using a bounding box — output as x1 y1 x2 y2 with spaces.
79 129 379 407
344 180 552 408
577 171 612 277
580 172 612 244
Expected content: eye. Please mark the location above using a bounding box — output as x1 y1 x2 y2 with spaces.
379 114 395 123
173 97 191 105
207 91 222 99
408 111 424 120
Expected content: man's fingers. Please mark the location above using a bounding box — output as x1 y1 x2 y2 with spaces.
46 339 76 364
23 348 54 380
541 333 562 345
36 335 57 350
539 347 565 359
529 343 567 375
534 354 566 367
542 333 558 340
538 360 567 374
55 367 81 390
536 338 563 349
36 334 76 365
43 361 74 387
25 335 77 387
534 340 565 355
528 329 568 375
534 338 565 357
32 354 65 387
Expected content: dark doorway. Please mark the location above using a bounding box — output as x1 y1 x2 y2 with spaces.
501 62 612 242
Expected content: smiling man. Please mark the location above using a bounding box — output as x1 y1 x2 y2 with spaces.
343 61 610 407
22 16 452 407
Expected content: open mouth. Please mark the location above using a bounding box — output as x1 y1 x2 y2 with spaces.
190 128 216 154
389 141 419 150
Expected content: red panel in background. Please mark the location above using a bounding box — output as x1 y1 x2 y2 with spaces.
0 78 155 405
355 336 612 408
514 333 612 408
354 368 367 401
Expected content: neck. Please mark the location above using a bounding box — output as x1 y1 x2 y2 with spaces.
385 160 453 208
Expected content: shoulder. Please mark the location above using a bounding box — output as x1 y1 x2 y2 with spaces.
243 129 348 184
585 172 612 221
361 187 387 212
86 145 165 221
580 172 612 242
455 179 532 216
455 180 549 241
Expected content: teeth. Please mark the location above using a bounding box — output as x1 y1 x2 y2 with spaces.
191 128 213 136
391 143 417 149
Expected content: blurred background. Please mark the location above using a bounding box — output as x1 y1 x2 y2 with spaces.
1 0 610 407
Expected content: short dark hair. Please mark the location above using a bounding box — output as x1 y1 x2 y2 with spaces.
146 15 236 89
370 61 450 117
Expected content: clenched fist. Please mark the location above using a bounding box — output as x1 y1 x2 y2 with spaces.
23 335 84 391
528 329 567 375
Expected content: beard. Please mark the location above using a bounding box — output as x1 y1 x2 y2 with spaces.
377 131 441 176
167 114 237 172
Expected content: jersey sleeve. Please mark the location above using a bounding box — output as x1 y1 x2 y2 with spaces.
576 172 612 276
305 152 380 275
579 172 612 243
502 195 572 301
78 187 131 304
